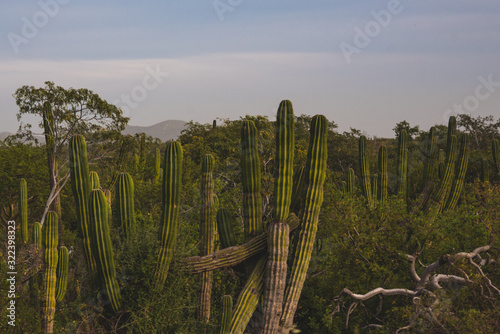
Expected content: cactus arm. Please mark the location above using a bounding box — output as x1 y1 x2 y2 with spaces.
378 146 388 204
19 178 28 243
115 172 136 239
397 130 408 200
444 134 470 211
42 211 58 333
220 295 233 334
56 246 69 302
359 135 374 208
155 147 161 183
347 168 356 194
90 171 100 190
33 222 42 249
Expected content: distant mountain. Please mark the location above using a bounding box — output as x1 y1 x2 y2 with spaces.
122 120 187 141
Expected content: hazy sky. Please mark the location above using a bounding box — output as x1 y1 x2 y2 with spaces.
1 0 499 137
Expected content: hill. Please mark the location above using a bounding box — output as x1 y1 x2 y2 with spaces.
122 120 187 141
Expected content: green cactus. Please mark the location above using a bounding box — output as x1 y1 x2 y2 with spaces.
397 130 408 200
90 171 100 190
216 208 236 249
88 189 122 312
42 211 58 333
155 141 183 286
155 147 161 183
220 295 233 334
19 178 28 243
103 189 113 229
358 135 373 208
199 154 216 322
347 168 356 194
115 172 136 239
371 174 378 203
33 222 42 249
281 114 328 328
55 246 69 302
438 149 446 179
444 134 470 211
422 127 439 186
493 139 500 177
481 158 490 182
377 146 388 204
290 166 306 214
69 135 96 271
241 120 263 238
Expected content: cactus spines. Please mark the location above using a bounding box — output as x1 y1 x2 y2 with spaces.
230 256 267 334
444 134 470 211
33 222 42 249
359 135 373 208
220 295 233 334
56 246 69 302
274 100 295 222
88 189 122 312
397 129 408 200
261 221 290 333
378 146 388 204
19 178 28 243
241 120 263 238
42 211 58 333
155 147 161 183
115 172 136 239
281 115 328 328
90 171 100 190
217 208 236 249
155 141 183 286
493 139 500 177
69 135 96 271
347 168 356 194
199 154 216 322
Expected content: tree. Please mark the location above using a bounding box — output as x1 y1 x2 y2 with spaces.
12 81 128 225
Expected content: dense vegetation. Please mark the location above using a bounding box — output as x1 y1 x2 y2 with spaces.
1 96 499 333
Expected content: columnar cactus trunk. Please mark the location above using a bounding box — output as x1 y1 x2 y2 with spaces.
347 168 355 194
90 171 100 190
33 222 42 249
438 149 446 179
422 127 439 186
199 154 216 322
216 208 236 249
19 178 28 243
281 115 328 329
493 139 500 177
42 211 58 334
444 134 470 211
115 172 136 239
69 135 96 271
220 295 233 334
359 136 374 208
56 246 69 302
230 256 267 334
241 120 263 238
397 130 408 200
378 146 388 204
103 189 113 229
371 174 378 204
88 189 122 312
155 147 161 183
155 141 183 286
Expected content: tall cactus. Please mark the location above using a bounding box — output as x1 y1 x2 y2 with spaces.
422 127 439 186
346 168 356 194
281 115 328 328
378 146 388 204
397 130 408 200
199 154 216 322
216 208 236 249
241 120 263 238
88 189 122 312
33 222 42 249
155 141 183 286
19 178 28 243
444 134 470 211
69 135 96 271
220 295 233 334
290 166 306 214
115 172 136 239
493 139 500 177
371 174 378 204
155 147 161 183
42 211 58 333
358 136 374 208
56 246 69 302
90 171 100 190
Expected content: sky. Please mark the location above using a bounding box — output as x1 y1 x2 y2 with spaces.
1 0 499 137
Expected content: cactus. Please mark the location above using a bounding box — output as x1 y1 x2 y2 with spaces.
481 158 490 182
216 208 236 249
281 115 328 328
444 134 470 211
33 222 42 249
241 120 263 238
42 211 58 333
397 130 408 200
422 127 439 186
199 154 216 322
371 174 378 203
358 136 374 208
230 256 267 334
220 295 233 334
88 189 122 312
103 189 113 229
155 141 183 286
69 135 96 271
377 146 388 204
115 172 136 239
19 178 28 243
438 149 446 179
155 147 161 183
290 166 306 214
347 168 356 194
56 246 69 302
493 139 500 177
90 171 100 190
